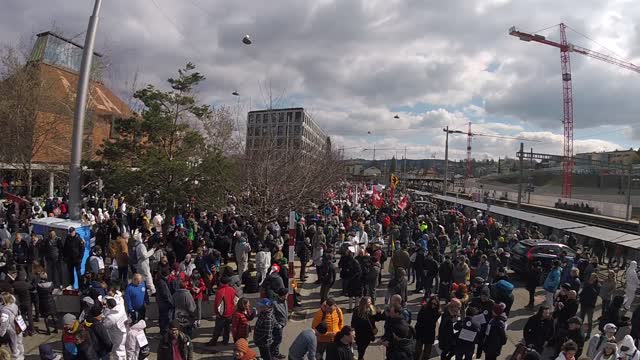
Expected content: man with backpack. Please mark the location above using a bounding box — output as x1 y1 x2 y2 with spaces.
208 277 236 347
83 306 113 360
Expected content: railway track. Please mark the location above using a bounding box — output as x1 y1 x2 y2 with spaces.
444 191 640 235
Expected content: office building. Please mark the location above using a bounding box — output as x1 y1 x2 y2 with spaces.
245 107 330 154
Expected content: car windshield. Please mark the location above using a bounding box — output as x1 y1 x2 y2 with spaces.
511 243 531 255
535 245 576 257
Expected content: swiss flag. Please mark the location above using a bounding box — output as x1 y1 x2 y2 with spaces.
398 196 409 211
372 187 383 208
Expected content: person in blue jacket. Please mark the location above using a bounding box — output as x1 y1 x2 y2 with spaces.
125 274 149 322
544 260 562 308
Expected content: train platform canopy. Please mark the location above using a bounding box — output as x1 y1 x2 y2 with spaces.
419 191 640 247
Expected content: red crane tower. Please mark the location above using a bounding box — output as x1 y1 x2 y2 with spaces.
466 122 472 179
510 23 640 198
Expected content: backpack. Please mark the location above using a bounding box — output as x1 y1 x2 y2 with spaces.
129 244 139 267
495 280 514 294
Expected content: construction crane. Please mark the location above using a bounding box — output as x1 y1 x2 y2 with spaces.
509 23 640 198
447 125 539 179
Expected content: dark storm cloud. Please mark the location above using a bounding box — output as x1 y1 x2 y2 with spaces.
1 0 638 155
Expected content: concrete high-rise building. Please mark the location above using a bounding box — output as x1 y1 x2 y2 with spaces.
245 107 330 154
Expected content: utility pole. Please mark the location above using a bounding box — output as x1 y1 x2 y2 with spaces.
69 0 102 221
517 142 524 209
626 165 632 221
444 126 449 195
403 146 407 180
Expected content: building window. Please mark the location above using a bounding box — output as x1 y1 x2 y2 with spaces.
271 113 277 122
295 111 302 122
262 126 268 135
248 127 254 136
256 113 262 122
277 125 284 136
278 113 284 122
263 115 269 124
248 114 254 123
294 125 301 135
287 112 292 122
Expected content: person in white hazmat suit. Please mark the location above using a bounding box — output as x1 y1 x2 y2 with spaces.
625 261 639 311
0 293 24 360
234 233 251 275
618 334 640 360
103 293 127 360
256 246 271 285
125 319 148 360
134 230 156 294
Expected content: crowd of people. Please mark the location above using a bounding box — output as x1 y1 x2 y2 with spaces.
0 189 637 360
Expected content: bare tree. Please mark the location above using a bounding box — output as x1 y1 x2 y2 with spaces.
235 131 344 222
199 105 243 155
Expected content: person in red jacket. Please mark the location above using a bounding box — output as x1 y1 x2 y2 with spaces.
207 277 237 347
189 270 206 328
231 297 256 342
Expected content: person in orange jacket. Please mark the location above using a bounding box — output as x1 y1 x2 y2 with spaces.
311 298 344 360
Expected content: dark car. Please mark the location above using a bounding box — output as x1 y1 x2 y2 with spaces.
509 239 576 279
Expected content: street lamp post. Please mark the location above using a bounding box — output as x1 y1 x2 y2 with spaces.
68 0 103 221
442 127 464 196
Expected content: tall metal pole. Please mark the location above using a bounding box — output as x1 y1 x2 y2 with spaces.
68 0 102 221
517 142 524 209
626 166 632 221
403 146 407 180
443 126 449 196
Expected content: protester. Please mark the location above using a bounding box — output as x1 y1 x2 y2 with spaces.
480 303 508 360
133 231 156 295
173 280 196 337
42 230 62 287
544 260 562 308
599 270 616 314
587 323 618 359
36 272 58 335
272 287 289 359
326 326 355 360
254 298 276 360
523 305 555 353
82 306 113 360
0 293 24 359
124 274 148 322
108 233 129 284
350 296 384 360
626 261 640 311
438 298 462 360
157 320 193 360
231 297 255 342
209 276 237 347
579 273 600 336
289 326 322 360
414 295 441 360
311 298 344 360
103 295 127 360
125 318 148 360
63 228 84 287
234 338 258 360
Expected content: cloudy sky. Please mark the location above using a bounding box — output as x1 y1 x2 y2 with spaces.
3 0 640 161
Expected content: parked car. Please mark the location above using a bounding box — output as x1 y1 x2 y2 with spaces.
509 239 576 280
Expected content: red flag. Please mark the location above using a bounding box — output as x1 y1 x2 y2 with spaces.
398 196 408 211
372 187 383 208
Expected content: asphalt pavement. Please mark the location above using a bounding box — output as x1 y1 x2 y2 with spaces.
20 259 627 359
